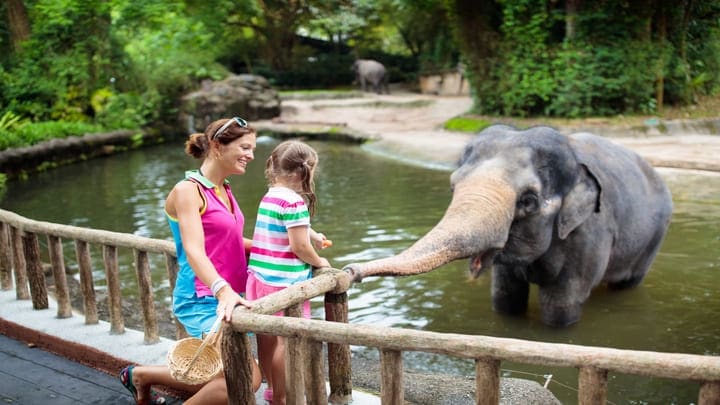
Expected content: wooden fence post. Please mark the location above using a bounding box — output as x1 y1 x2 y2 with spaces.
222 323 256 404
578 366 608 405
10 226 29 299
103 245 124 334
476 357 500 405
47 235 72 318
286 303 306 405
304 338 328 405
22 231 48 310
699 380 720 405
164 252 187 339
74 240 98 324
380 349 403 404
134 250 159 344
0 222 12 290
325 291 353 404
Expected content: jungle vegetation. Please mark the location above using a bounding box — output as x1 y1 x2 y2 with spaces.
1 0 719 150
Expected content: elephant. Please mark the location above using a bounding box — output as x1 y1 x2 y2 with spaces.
344 125 673 327
352 59 389 94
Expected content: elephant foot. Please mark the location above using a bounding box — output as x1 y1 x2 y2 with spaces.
540 305 582 328
607 275 644 290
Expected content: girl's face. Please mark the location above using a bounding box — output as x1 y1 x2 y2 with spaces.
220 133 256 175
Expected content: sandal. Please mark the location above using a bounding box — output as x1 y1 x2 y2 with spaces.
119 365 167 405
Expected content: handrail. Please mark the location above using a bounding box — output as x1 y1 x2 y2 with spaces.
0 209 174 253
0 208 718 404
0 208 182 342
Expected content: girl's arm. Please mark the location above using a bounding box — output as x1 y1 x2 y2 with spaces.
288 225 331 268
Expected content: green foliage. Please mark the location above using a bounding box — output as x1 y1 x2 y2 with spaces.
94 90 162 130
0 173 6 196
443 117 491 133
0 121 104 151
496 0 555 116
2 0 720 133
0 112 30 131
549 41 658 117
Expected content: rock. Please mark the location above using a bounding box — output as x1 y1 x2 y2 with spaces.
179 74 281 134
349 362 561 404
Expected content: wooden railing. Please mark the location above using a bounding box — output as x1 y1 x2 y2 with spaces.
0 208 183 342
1 208 719 404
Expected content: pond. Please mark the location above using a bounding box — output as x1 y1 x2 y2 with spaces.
1 137 718 404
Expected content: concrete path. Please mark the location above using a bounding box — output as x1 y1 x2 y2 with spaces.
257 92 720 173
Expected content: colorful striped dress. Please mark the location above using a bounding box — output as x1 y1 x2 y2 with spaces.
248 186 312 287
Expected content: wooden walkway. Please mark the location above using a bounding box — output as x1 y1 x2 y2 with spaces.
0 333 183 404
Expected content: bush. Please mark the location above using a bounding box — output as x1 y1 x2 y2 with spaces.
0 121 104 151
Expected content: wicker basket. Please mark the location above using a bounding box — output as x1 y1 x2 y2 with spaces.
167 319 223 385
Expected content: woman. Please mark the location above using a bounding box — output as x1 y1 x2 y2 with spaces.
119 117 262 405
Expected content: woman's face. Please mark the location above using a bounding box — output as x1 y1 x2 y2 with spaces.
219 133 256 175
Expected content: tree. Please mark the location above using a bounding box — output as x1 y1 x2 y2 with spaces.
252 0 312 70
446 0 502 112
5 0 30 52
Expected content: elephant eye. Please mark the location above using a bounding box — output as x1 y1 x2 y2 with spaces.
516 192 539 216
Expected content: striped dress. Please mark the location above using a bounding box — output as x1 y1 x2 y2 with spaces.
248 186 312 287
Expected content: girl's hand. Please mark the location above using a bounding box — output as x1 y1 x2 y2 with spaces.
316 257 331 268
216 288 253 322
312 232 332 250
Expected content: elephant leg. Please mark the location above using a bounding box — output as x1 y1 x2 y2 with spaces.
538 284 584 327
537 263 601 327
608 230 665 290
491 266 530 316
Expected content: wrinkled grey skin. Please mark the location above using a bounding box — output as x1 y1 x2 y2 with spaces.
352 59 389 94
344 125 673 327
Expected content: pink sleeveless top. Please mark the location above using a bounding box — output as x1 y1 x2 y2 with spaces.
168 170 248 299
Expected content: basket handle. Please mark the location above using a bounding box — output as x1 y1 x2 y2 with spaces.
182 317 223 376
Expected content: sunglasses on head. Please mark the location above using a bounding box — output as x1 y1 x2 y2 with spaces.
212 116 248 140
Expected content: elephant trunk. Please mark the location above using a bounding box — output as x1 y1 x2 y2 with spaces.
345 175 516 281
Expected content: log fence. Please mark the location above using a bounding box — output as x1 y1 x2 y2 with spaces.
0 208 718 404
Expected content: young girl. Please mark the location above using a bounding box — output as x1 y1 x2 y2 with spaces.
246 140 331 405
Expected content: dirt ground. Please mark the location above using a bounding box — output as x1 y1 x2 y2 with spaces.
258 91 720 173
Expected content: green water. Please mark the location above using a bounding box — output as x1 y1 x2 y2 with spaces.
1 137 718 404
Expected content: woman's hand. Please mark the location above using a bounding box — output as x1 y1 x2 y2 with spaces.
216 287 252 322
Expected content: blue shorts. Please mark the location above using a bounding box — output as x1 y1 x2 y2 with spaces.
173 294 218 338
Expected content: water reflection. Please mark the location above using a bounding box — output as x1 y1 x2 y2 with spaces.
1 139 718 403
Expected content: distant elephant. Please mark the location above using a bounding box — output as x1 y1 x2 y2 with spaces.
344 125 673 327
352 59 389 94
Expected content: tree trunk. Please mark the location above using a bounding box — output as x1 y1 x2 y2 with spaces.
446 0 501 113
655 5 667 114
6 0 31 52
565 0 581 41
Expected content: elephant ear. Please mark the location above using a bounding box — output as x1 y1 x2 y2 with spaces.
557 163 601 240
